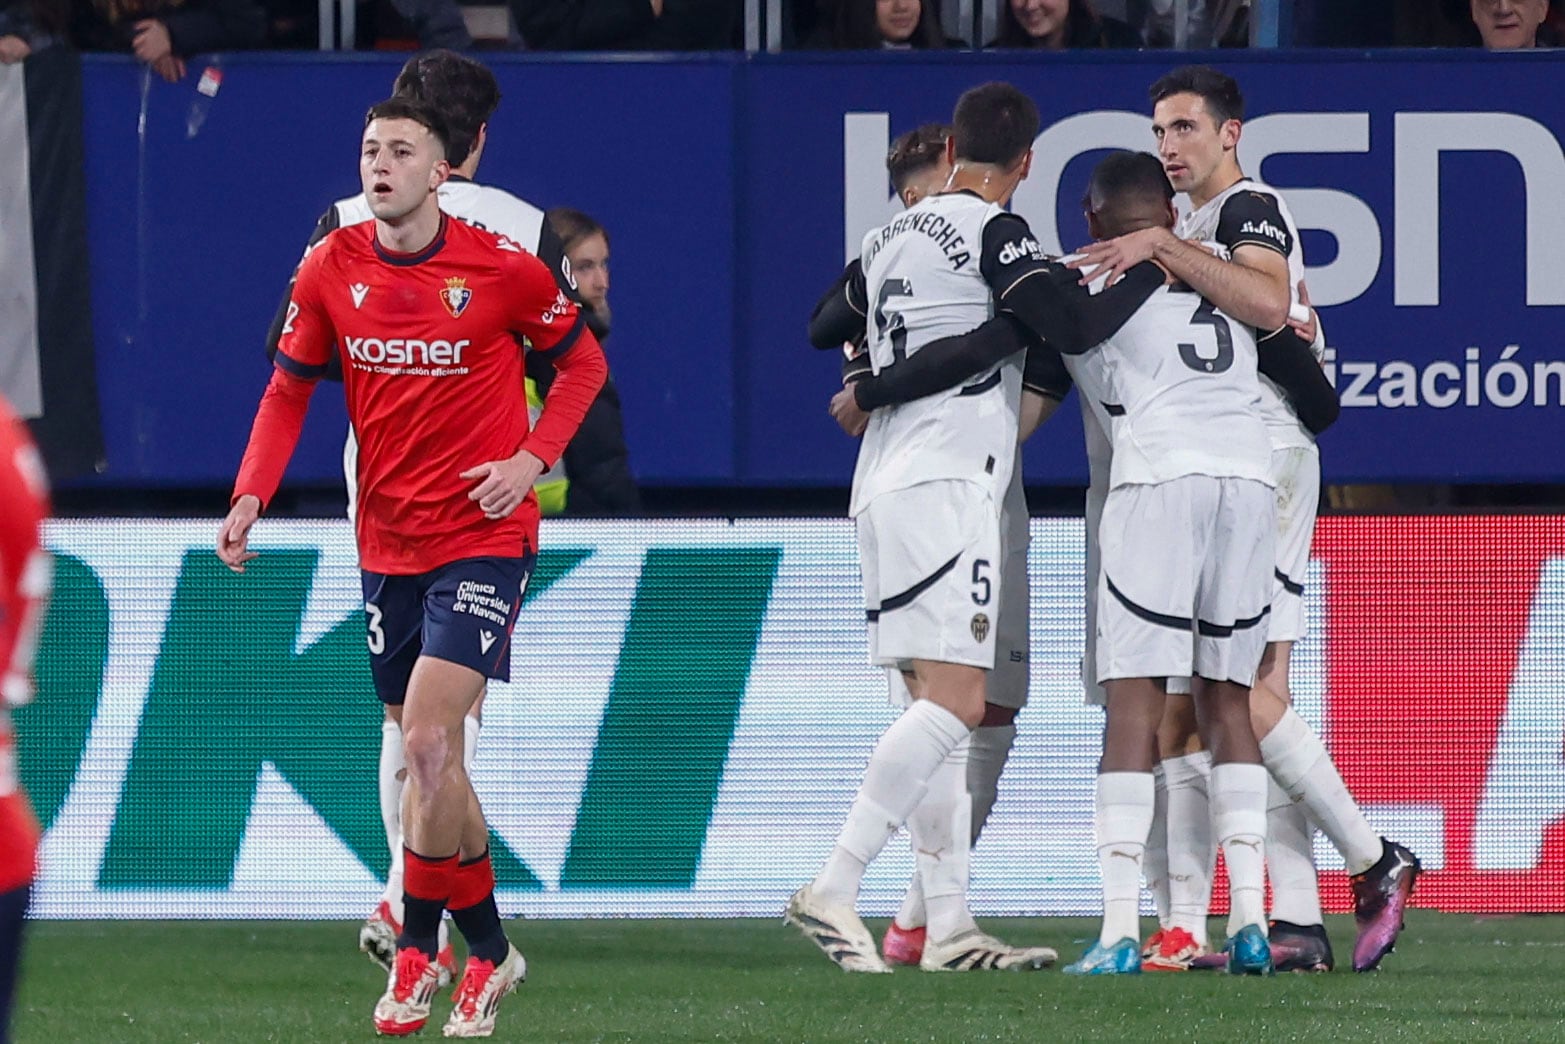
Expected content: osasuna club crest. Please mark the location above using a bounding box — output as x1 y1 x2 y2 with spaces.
440 277 473 318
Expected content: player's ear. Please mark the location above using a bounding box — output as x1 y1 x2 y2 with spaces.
1221 118 1241 152
430 159 450 191
1017 148 1034 181
944 135 956 166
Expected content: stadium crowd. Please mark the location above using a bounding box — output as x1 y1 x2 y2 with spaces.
1 0 1558 74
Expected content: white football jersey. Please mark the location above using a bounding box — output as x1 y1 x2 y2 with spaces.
1177 177 1316 451
1063 348 1115 498
1097 283 1271 489
850 192 1024 515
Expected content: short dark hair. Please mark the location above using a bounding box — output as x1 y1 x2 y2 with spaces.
886 123 950 196
1087 151 1173 209
1148 65 1244 125
951 82 1039 167
546 207 609 253
392 50 501 168
363 97 450 155
1085 151 1172 237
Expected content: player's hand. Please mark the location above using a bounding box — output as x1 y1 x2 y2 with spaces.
461 451 546 520
0 35 31 63
132 19 174 65
829 386 869 438
1287 280 1318 344
1068 226 1168 287
217 494 261 573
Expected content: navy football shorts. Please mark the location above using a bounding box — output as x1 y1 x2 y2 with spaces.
360 555 534 706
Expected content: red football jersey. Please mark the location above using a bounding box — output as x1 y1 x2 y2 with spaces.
0 397 50 892
252 215 605 574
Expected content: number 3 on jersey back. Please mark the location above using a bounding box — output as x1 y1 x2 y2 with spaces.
1170 286 1234 374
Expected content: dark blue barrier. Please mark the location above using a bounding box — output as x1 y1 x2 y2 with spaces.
76 51 1565 488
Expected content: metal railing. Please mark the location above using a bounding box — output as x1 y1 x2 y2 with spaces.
740 0 1284 52
323 0 1282 52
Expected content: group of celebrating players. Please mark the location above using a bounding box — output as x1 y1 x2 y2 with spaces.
0 44 1430 1044
790 68 1420 977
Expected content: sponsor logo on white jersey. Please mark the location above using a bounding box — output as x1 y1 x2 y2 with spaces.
997 236 1045 266
1239 219 1288 246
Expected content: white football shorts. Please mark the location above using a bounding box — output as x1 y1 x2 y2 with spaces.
1268 444 1320 643
1096 475 1275 688
859 479 1002 671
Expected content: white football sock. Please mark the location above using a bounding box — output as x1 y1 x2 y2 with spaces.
1260 707 1382 875
967 723 1016 844
463 714 481 775
895 874 926 931
379 719 406 917
1266 778 1323 927
1096 771 1155 948
911 735 977 942
1212 762 1269 938
1163 750 1214 946
814 699 971 905
1144 763 1171 931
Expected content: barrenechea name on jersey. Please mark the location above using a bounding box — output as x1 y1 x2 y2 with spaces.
864 207 972 271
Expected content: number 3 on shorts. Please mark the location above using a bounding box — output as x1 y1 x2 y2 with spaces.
365 601 385 655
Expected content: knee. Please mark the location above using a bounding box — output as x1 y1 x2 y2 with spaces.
948 692 987 731
401 724 454 787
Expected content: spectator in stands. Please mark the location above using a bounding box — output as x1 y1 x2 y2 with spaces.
1471 0 1555 47
532 207 642 517
263 0 471 50
510 0 735 50
1124 0 1248 48
807 0 952 49
71 0 265 81
549 207 612 331
1 0 65 59
989 0 1140 48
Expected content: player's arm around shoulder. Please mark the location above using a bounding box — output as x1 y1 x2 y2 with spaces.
1202 189 1295 332
809 259 869 351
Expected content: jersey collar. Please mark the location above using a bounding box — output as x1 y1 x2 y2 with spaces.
373 213 449 267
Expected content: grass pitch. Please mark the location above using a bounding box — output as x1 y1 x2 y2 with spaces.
13 912 1565 1042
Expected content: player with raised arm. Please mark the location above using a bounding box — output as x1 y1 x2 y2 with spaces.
263 50 612 980
796 85 1162 974
220 98 607 1037
1074 65 1417 974
0 395 50 1044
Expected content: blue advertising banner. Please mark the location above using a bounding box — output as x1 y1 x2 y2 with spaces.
75 51 1563 488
